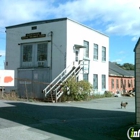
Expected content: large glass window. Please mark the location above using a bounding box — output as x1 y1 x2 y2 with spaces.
102 46 106 61
37 43 47 61
93 74 98 89
23 45 32 62
84 40 89 58
93 44 98 60
102 75 106 89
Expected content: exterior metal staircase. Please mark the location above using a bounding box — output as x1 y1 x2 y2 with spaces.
43 60 84 102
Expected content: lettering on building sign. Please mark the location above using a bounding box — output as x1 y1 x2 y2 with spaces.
21 32 46 39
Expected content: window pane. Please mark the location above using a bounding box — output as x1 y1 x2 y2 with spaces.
111 79 114 89
23 45 32 62
84 41 89 57
93 74 98 89
37 43 47 61
102 75 106 89
102 46 106 61
93 44 98 60
75 50 78 62
116 79 119 88
83 73 88 81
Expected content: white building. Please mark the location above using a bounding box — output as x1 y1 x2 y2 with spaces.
5 18 109 100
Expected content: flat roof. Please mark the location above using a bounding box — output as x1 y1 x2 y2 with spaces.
6 17 108 37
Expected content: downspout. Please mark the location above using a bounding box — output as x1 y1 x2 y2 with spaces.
50 31 53 81
134 50 136 124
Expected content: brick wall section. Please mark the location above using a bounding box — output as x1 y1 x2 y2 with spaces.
109 76 134 94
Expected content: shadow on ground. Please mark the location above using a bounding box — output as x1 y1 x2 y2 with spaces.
0 101 135 140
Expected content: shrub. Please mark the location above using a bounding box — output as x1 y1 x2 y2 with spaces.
104 91 112 97
61 77 93 102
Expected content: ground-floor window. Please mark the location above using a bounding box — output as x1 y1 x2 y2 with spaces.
83 73 88 81
102 75 106 89
121 78 123 88
93 74 98 89
111 79 114 89
116 79 119 89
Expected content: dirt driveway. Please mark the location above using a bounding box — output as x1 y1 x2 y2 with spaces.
0 97 135 140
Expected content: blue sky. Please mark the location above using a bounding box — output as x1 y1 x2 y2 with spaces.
0 0 139 69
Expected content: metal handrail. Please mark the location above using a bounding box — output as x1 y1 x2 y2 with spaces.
54 61 84 101
43 61 74 96
43 60 83 98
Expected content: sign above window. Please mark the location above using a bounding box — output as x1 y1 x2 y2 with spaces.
21 32 46 40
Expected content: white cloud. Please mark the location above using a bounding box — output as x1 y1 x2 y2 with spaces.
112 59 122 63
0 0 54 27
131 36 139 42
0 0 139 39
0 50 5 56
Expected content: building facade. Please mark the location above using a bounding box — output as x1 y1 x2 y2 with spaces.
134 37 140 124
109 62 134 94
5 18 109 98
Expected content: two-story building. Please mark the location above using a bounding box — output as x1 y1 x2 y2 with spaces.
5 17 109 99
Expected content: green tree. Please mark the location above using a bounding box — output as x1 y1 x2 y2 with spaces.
115 62 134 70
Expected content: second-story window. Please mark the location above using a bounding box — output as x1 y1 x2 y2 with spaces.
93 44 98 60
102 46 106 61
37 43 47 61
75 50 79 62
23 45 32 62
84 40 89 58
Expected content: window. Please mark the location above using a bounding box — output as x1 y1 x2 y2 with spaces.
102 46 106 61
116 79 119 88
37 43 47 61
84 40 89 58
121 79 123 88
93 44 98 60
23 45 32 62
32 26 37 30
128 80 131 87
75 50 79 62
83 73 88 81
111 79 114 89
102 75 106 89
93 74 98 89
124 80 126 87
131 79 133 87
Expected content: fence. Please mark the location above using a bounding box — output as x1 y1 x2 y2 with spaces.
0 78 50 100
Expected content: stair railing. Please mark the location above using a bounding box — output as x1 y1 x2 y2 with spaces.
54 60 84 102
43 61 74 96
